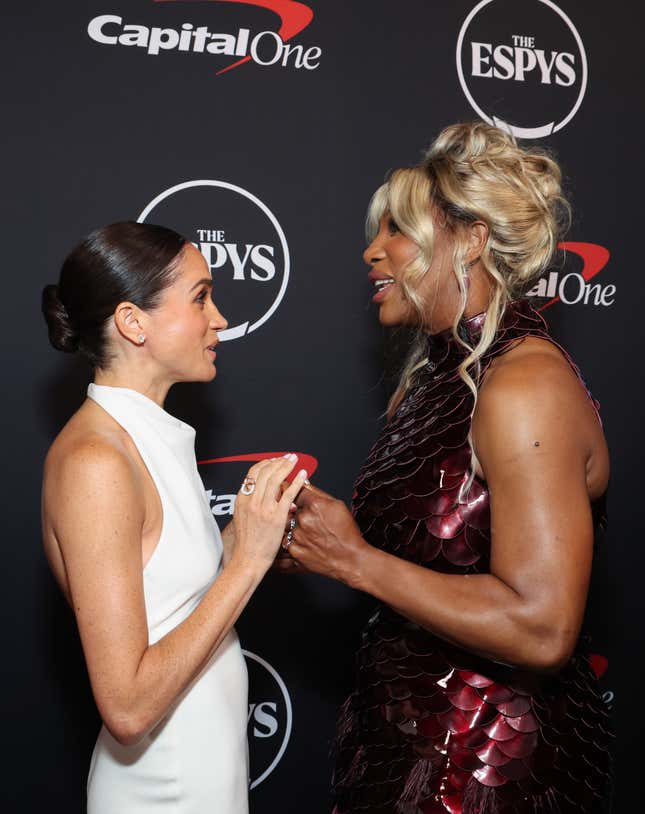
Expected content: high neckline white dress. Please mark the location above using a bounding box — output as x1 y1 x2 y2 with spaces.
85 383 249 814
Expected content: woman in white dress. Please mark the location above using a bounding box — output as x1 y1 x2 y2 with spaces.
40 221 307 813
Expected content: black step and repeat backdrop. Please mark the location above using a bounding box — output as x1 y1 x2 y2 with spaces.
3 1 641 811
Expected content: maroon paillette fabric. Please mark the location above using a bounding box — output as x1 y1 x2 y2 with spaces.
332 299 613 814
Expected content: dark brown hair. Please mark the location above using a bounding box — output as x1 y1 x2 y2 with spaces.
42 221 187 368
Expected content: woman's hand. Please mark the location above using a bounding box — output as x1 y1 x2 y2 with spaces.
281 483 370 585
232 455 308 571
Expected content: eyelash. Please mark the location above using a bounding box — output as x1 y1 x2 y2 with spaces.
195 288 209 304
387 217 400 235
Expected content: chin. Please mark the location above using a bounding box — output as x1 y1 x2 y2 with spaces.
380 300 422 328
184 365 217 383
378 308 406 328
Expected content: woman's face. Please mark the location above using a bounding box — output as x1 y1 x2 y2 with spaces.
364 211 460 332
145 243 228 383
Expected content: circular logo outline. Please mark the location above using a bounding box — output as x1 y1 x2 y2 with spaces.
456 0 588 139
242 648 293 789
137 179 290 341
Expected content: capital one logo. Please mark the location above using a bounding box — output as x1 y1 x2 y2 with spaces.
456 0 587 138
528 242 615 310
243 649 292 788
87 1 321 74
138 181 290 341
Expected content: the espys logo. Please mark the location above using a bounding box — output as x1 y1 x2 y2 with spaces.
457 0 587 138
528 242 615 310
138 180 290 341
199 452 319 518
88 1 321 74
243 649 292 788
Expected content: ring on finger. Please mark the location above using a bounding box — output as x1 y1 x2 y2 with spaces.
240 477 256 496
282 530 294 551
289 517 297 531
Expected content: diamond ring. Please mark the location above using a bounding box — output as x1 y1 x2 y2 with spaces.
282 531 294 551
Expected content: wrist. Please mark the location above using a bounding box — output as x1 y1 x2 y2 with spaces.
339 535 373 590
227 550 269 586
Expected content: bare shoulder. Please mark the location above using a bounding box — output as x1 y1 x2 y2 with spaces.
477 336 596 424
42 401 146 600
472 336 608 494
48 430 132 484
45 408 130 476
43 401 141 508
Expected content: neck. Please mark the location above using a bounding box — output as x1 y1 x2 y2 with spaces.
427 268 494 335
93 366 173 407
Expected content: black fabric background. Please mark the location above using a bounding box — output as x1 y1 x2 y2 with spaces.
2 2 640 811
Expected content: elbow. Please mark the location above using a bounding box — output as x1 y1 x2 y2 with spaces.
511 604 579 676
525 641 574 675
110 725 146 748
520 626 577 675
102 707 149 747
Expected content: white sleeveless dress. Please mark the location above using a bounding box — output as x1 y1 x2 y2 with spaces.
85 383 249 814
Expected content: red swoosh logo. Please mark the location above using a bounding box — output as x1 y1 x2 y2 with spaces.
539 242 611 311
589 653 609 679
154 0 314 74
199 452 319 481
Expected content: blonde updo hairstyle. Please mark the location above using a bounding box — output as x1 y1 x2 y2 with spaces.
368 122 571 483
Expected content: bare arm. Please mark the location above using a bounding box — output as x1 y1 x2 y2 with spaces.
221 519 235 566
47 446 306 745
291 350 608 672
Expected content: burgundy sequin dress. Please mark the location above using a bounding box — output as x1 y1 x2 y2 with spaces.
332 299 613 814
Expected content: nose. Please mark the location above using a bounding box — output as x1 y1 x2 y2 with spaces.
209 300 228 332
363 236 385 267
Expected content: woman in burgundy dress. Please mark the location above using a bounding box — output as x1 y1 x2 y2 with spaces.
282 123 613 813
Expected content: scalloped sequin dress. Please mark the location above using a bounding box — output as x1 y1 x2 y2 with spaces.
332 299 613 814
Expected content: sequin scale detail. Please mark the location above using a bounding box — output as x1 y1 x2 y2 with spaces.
332 299 613 814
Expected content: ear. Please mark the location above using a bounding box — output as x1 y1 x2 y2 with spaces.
465 221 489 264
114 302 147 346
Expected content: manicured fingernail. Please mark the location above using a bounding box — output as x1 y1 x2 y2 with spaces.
298 469 308 478
288 453 298 462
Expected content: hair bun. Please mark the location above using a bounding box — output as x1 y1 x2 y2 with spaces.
42 284 80 353
426 121 515 165
428 122 564 211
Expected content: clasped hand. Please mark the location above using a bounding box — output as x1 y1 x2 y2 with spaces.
231 456 308 568
276 482 367 584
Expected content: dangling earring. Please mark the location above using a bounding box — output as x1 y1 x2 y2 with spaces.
138 334 145 344
462 262 471 292
464 258 478 291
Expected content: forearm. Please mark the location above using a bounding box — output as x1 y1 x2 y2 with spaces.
221 519 235 566
350 545 565 671
107 555 263 742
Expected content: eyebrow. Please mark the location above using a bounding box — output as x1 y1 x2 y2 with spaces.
189 278 213 292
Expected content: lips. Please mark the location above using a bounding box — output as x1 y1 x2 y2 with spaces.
369 271 396 303
373 278 395 291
